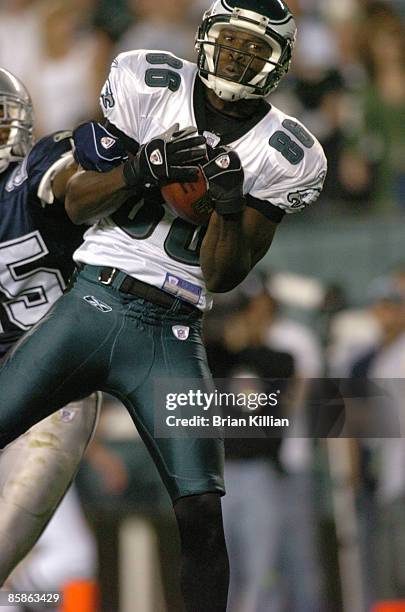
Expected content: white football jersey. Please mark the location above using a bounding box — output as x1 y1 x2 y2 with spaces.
74 50 327 311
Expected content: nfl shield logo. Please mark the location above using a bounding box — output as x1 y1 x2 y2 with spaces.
59 408 76 422
172 325 190 341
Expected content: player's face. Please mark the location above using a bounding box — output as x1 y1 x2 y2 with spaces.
215 28 272 85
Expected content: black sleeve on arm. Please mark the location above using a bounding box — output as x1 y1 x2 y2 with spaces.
246 194 285 224
103 120 140 156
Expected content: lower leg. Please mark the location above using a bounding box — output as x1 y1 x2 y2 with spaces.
174 493 229 612
0 394 100 586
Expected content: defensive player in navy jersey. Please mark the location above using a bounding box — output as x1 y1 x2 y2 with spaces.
0 68 100 585
0 2 327 610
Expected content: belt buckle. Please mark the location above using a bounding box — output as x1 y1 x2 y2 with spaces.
98 267 117 285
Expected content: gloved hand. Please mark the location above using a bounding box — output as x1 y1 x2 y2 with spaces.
201 146 245 215
123 123 206 188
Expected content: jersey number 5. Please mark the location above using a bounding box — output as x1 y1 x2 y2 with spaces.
0 231 65 331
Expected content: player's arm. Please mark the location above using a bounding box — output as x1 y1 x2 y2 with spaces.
66 54 206 224
65 165 130 225
28 132 80 207
64 122 133 224
201 208 277 293
51 156 79 201
200 142 327 292
200 147 278 292
65 122 206 225
65 60 143 224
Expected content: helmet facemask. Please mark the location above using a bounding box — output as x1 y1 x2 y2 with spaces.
0 91 33 173
196 2 296 101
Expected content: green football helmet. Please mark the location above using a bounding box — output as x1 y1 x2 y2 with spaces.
196 0 297 101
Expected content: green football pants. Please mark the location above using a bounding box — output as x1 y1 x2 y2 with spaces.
0 265 224 501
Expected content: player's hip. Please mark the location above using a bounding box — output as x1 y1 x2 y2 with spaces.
72 264 204 328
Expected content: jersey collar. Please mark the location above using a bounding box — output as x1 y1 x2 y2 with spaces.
193 74 271 146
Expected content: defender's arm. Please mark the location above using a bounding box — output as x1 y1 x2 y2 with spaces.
51 156 80 201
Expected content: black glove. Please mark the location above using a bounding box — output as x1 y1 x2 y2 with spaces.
123 123 206 188
201 146 245 215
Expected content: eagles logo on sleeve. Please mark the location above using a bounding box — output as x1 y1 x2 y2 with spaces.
287 170 327 210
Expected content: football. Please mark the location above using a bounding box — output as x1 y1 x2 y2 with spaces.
161 167 213 226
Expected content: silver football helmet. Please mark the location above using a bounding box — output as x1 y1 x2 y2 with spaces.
196 0 297 101
0 68 33 173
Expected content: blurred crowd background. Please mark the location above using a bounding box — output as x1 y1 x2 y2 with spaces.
1 0 404 216
1 0 404 610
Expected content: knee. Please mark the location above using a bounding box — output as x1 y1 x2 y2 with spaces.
174 493 225 553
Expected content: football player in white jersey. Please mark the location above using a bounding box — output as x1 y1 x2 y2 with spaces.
0 1 327 610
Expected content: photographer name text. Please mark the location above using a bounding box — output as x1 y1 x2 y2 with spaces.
165 415 289 428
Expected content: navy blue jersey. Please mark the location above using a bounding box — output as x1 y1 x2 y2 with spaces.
0 132 85 357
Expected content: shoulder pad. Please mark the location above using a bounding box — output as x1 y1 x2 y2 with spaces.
52 130 73 143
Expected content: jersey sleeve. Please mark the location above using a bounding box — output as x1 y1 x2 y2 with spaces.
245 194 286 223
25 131 74 205
99 53 143 143
73 54 145 173
73 121 128 172
248 126 327 216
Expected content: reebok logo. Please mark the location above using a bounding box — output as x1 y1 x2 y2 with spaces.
150 149 164 165
215 154 230 169
101 136 116 149
83 295 113 313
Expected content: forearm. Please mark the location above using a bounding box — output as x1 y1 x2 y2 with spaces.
200 211 252 293
65 165 130 224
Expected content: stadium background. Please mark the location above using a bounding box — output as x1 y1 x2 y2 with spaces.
0 0 404 610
